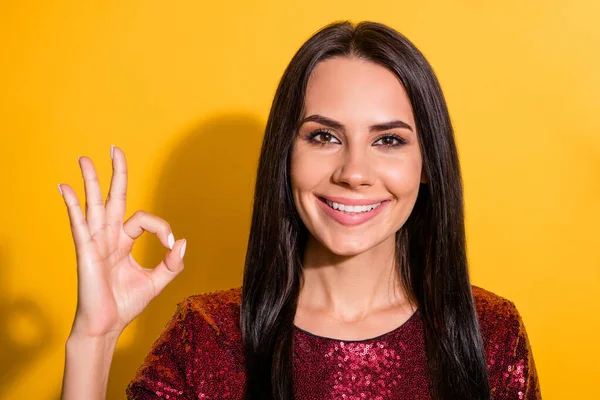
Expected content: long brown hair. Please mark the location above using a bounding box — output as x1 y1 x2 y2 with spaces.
241 20 490 399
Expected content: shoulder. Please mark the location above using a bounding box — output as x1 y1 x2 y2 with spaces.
126 287 245 399
184 287 242 322
471 285 541 399
187 286 242 309
181 286 243 343
471 285 522 336
470 285 525 358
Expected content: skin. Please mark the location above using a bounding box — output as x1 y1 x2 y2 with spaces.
291 56 427 340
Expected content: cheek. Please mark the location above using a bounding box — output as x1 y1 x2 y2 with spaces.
380 155 423 195
290 148 332 192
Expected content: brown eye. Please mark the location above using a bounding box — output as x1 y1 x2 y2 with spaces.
373 134 406 147
320 132 332 142
382 136 394 145
307 130 341 145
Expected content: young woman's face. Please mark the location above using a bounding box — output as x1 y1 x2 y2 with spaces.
290 56 425 256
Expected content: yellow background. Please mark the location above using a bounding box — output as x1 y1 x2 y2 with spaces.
1 1 598 398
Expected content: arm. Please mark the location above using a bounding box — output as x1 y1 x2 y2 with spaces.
489 301 542 399
58 146 187 399
505 302 541 400
61 332 119 400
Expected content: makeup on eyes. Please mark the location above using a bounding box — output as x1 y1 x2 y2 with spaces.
304 129 407 148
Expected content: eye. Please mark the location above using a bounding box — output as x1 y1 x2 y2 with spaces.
373 134 407 147
306 129 342 145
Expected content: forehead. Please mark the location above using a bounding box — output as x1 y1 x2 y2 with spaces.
303 57 415 125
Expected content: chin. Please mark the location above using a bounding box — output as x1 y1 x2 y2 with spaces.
322 238 374 257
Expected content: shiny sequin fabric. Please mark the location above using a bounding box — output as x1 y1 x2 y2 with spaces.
126 286 540 399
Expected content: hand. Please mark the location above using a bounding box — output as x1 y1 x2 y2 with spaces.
58 146 186 339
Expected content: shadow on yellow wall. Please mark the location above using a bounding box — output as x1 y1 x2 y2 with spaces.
36 112 263 399
0 246 54 397
100 112 264 398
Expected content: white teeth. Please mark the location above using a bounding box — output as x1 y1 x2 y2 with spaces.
324 199 382 213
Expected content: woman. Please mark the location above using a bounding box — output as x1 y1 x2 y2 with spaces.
60 21 540 399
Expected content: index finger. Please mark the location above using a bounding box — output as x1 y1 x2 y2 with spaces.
106 145 128 229
59 184 93 255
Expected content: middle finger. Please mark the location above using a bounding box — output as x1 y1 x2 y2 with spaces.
106 145 128 231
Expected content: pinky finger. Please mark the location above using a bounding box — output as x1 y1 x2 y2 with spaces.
58 184 92 252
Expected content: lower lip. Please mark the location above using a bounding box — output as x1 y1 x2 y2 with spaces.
316 196 389 227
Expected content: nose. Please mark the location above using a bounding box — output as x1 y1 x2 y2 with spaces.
331 145 375 189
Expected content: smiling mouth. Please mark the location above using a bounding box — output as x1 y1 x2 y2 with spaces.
318 196 384 214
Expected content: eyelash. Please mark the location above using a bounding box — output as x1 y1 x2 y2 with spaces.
305 129 407 148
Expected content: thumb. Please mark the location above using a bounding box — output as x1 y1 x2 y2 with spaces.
150 238 186 295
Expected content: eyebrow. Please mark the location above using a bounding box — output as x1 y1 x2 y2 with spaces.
299 114 414 133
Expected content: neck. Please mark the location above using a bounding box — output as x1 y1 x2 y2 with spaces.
297 234 412 323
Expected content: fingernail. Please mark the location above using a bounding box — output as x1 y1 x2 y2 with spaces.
110 145 115 160
57 184 63 196
180 240 187 259
168 233 174 249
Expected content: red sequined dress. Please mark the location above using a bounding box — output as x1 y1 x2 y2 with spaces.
126 286 541 399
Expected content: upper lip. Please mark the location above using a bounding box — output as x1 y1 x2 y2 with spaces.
318 195 389 206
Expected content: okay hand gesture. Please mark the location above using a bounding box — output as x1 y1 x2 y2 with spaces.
58 146 186 339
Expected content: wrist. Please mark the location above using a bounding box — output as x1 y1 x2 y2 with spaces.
62 331 119 400
68 315 124 343
66 331 120 358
